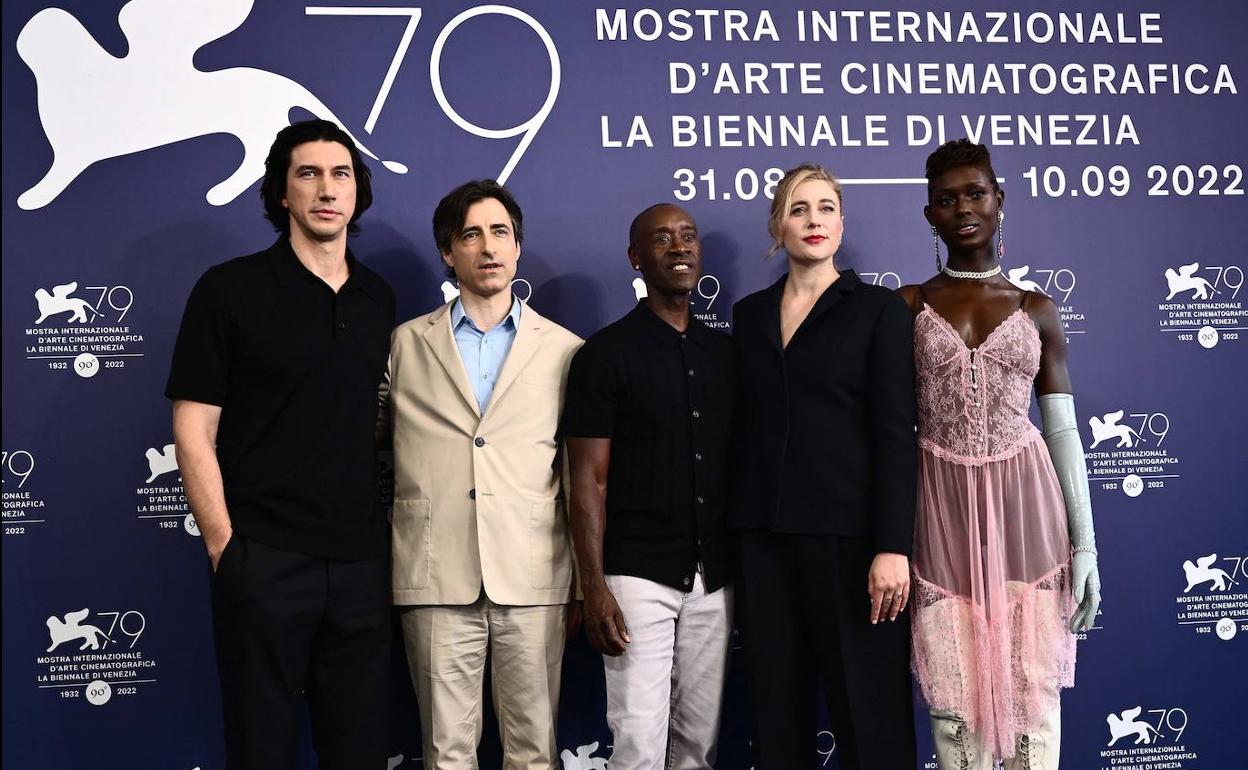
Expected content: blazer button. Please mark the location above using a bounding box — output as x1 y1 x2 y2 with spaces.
692 410 700 419
474 437 486 447
468 488 476 500
697 496 705 504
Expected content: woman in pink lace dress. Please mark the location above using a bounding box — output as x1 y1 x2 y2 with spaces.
899 140 1102 770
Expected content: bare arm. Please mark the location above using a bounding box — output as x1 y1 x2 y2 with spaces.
567 436 630 655
1031 292 1073 396
173 399 231 569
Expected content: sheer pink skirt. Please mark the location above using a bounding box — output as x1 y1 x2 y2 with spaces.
911 434 1076 760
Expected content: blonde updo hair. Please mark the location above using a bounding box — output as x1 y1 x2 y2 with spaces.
767 163 844 257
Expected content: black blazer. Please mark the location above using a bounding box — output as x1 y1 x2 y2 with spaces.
729 270 917 555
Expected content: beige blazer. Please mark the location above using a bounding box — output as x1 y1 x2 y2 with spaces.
384 301 582 606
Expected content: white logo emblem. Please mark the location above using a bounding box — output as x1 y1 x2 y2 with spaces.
1088 410 1144 449
441 281 461 302
1006 265 1049 295
1164 262 1219 301
1106 706 1161 746
1183 553 1239 593
560 742 608 770
144 444 180 484
34 283 96 324
15 0 406 210
45 609 112 652
632 277 648 301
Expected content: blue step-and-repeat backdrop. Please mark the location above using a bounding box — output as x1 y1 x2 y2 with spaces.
3 1 1245 768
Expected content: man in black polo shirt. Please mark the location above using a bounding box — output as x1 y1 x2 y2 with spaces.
166 119 395 769
562 203 734 770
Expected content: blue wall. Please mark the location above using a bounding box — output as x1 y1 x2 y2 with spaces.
3 2 1245 768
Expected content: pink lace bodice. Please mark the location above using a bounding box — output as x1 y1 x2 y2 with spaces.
915 305 1041 464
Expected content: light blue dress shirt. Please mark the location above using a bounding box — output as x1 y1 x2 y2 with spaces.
451 296 522 412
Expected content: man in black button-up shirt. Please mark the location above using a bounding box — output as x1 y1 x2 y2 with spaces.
167 120 395 769
563 203 734 770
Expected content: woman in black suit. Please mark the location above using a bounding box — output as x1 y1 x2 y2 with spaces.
731 164 918 769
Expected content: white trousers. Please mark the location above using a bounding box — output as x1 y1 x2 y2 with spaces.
401 597 566 770
929 706 1061 770
603 573 733 770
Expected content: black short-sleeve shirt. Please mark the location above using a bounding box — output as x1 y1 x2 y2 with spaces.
165 239 396 559
561 302 734 592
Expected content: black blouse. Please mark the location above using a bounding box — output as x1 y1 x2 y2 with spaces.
730 270 917 555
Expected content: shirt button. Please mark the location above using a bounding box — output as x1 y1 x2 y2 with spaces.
474 437 486 447
680 333 687 340
687 369 695 376
697 496 705 504
692 410 700 419
695 453 703 461
337 321 347 330
468 488 476 500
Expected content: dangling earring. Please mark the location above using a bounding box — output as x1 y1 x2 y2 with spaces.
932 226 942 272
996 210 1005 262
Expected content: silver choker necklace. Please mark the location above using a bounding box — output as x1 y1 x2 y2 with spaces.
942 265 1002 280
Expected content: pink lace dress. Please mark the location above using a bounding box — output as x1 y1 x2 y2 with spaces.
911 304 1076 759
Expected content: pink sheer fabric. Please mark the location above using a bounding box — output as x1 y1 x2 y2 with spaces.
911 305 1076 760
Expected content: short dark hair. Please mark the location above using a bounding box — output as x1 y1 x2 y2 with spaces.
432 180 524 279
628 203 683 250
260 119 373 236
925 139 999 198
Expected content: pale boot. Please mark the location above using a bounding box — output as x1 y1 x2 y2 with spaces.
1002 706 1061 770
929 709 994 770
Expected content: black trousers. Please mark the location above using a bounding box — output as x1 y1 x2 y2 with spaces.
736 531 917 770
211 533 391 770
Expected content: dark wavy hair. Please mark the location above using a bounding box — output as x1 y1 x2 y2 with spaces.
925 139 999 198
260 119 373 236
432 180 524 279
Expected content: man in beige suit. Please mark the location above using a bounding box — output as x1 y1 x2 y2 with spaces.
381 180 582 769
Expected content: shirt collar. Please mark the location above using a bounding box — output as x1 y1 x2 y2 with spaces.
268 237 381 298
628 300 712 346
452 294 522 333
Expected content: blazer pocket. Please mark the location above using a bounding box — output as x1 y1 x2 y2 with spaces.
392 499 432 590
528 500 573 590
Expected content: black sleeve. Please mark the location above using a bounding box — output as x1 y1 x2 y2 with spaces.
559 339 621 439
867 293 918 556
165 268 230 405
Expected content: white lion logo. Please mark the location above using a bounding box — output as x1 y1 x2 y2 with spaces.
16 0 406 211
1164 262 1218 301
34 282 96 324
560 742 608 770
46 608 112 652
440 281 461 303
1006 265 1047 295
632 277 648 301
1088 410 1144 449
1106 706 1160 746
145 443 180 484
1182 553 1238 593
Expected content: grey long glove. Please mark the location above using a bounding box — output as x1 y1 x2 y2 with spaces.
1039 393 1101 633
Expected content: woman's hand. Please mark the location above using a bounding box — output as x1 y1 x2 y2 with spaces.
868 552 911 624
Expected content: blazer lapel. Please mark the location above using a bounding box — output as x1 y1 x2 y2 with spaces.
485 305 545 414
789 269 859 345
422 302 481 419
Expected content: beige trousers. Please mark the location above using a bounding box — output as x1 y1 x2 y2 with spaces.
400 596 567 770
929 706 1062 770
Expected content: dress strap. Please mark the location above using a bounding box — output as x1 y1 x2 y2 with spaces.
915 285 929 319
1019 288 1031 311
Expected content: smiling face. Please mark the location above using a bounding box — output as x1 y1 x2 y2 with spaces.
441 197 520 300
780 179 844 265
628 204 701 296
282 140 357 245
925 164 1004 254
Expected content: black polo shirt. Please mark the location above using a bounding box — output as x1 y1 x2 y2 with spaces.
561 302 734 592
165 238 395 560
